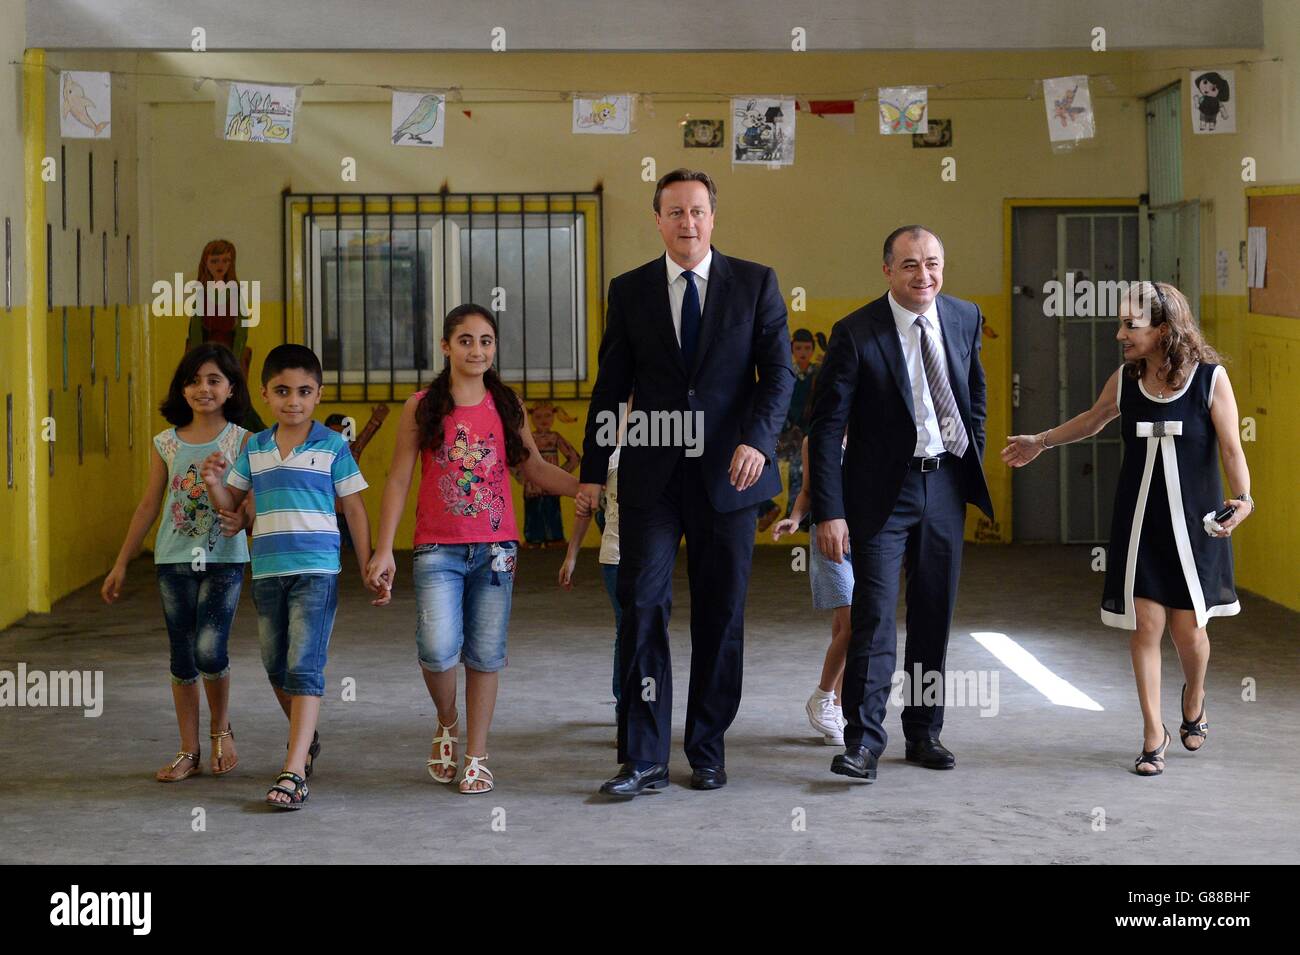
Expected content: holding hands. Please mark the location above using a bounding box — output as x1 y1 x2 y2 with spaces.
575 483 603 519
365 550 396 605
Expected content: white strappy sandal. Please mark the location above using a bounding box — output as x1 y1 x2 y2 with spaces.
459 754 494 794
427 716 458 784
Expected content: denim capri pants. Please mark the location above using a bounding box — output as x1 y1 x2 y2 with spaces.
251 572 339 697
413 541 517 673
156 562 245 685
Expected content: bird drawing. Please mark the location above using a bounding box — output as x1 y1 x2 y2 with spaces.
392 95 442 144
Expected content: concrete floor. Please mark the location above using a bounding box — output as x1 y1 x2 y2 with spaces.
1 544 1296 864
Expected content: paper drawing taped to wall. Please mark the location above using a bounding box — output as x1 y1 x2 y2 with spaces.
392 91 446 147
732 97 795 165
223 82 299 143
1043 75 1095 144
61 71 111 139
878 86 928 135
1191 69 1234 134
573 95 632 134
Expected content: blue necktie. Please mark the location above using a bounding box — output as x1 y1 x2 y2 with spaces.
680 270 701 367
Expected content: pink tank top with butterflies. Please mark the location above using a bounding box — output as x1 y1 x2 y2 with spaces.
413 390 520 545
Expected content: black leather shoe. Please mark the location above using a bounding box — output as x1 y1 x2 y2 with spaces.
905 737 956 769
599 762 670 798
830 745 878 780
690 766 727 790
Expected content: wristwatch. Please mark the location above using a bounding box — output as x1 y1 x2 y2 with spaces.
1235 492 1255 511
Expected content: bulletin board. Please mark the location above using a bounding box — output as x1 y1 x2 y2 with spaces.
1247 191 1300 318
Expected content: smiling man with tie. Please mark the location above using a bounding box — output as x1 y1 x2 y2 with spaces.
809 226 994 782
577 169 793 798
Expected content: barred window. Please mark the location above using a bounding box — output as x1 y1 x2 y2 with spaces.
283 193 604 401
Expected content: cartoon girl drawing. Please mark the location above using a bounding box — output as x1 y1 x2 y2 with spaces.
1193 72 1230 132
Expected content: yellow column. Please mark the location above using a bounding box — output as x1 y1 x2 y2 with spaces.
22 49 50 613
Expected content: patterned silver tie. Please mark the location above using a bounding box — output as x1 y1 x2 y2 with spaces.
914 316 969 458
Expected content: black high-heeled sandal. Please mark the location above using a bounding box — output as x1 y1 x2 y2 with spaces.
1179 683 1208 751
1134 725 1170 776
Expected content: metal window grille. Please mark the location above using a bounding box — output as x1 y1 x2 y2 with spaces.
283 192 604 403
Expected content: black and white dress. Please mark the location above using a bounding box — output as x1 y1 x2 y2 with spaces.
1101 362 1240 629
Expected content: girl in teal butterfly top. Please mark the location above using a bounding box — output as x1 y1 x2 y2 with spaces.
102 344 255 782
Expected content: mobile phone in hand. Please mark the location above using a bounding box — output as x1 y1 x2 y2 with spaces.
1213 503 1236 524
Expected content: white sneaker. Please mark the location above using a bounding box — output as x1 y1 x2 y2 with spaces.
806 691 845 745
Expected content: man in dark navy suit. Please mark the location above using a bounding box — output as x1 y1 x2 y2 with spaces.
809 226 994 782
577 169 793 798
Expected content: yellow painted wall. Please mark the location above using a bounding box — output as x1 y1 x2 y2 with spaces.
5 35 1295 625
39 50 148 613
1133 0 1300 610
133 48 1155 556
0 41 148 630
0 0 31 629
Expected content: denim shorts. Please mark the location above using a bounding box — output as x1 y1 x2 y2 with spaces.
251 573 339 696
413 541 516 673
808 523 855 610
156 562 245 685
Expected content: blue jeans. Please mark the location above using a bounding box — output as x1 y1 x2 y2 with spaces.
601 562 622 702
251 573 339 696
156 563 245 685
413 541 516 672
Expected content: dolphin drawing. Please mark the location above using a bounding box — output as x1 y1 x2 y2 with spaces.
63 74 109 136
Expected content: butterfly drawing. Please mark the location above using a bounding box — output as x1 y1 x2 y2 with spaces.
1053 85 1088 128
880 98 927 133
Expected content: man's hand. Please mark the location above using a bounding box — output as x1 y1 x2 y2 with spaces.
728 444 766 492
576 483 603 518
817 519 851 564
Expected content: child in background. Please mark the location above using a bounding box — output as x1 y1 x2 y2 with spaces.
772 433 852 746
325 405 390 551
560 394 628 704
202 344 387 810
185 238 266 432
367 305 579 794
561 445 622 704
102 344 254 781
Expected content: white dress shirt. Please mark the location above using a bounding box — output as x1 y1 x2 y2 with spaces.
664 250 712 345
888 290 949 458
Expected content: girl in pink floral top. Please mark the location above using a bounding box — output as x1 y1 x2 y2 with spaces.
368 305 579 793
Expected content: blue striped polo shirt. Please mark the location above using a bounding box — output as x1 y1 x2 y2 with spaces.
225 420 368 579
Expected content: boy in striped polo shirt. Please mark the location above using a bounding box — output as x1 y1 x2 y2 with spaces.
202 344 389 810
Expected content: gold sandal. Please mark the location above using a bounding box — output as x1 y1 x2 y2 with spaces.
210 724 238 775
156 749 201 782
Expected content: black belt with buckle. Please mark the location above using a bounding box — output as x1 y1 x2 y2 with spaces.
909 453 952 472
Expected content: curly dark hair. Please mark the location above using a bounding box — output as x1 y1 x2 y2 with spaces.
415 304 529 468
1123 281 1225 389
159 343 251 427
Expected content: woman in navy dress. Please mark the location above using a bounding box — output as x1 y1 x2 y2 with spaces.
1002 282 1254 776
